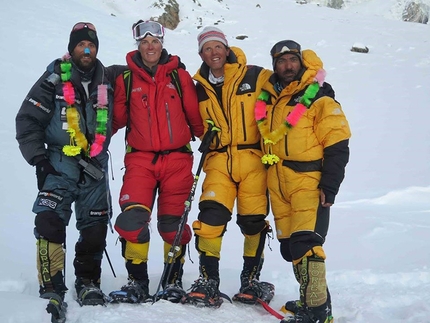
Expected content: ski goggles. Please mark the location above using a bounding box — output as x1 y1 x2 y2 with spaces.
132 21 165 41
72 22 97 33
270 40 301 58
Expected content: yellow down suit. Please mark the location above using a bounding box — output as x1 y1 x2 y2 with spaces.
259 49 351 263
258 49 351 310
192 46 273 281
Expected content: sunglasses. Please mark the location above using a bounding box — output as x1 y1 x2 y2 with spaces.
270 40 301 58
132 21 164 41
72 22 97 33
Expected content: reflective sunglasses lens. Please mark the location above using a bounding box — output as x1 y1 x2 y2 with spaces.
271 41 301 58
72 22 97 32
133 21 164 41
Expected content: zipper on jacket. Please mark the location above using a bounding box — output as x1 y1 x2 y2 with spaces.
142 94 153 147
165 102 173 143
240 101 247 142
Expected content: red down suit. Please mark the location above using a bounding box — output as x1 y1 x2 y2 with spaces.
113 49 203 251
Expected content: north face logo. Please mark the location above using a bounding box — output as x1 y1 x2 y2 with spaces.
239 83 251 92
167 82 176 90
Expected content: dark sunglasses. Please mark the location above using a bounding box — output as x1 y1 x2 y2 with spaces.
270 40 301 58
72 22 97 33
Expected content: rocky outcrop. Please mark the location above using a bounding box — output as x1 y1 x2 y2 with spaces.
327 0 344 9
402 1 429 24
150 0 180 30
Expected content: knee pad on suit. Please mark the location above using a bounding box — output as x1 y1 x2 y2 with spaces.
194 200 232 238
290 232 326 263
158 215 192 245
114 205 150 243
34 211 66 244
236 214 267 235
280 238 293 262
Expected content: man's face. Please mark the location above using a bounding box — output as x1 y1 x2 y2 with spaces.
274 53 302 86
71 40 97 72
138 35 163 69
199 40 229 77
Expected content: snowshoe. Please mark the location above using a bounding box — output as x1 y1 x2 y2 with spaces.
109 279 151 304
155 283 186 303
76 284 108 306
41 292 68 323
233 281 275 305
280 301 334 323
181 277 231 308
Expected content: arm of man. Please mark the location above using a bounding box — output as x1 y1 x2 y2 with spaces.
314 97 351 205
16 70 57 165
179 69 204 138
112 72 128 135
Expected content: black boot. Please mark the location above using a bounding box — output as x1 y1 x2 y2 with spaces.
75 277 106 306
182 255 223 307
39 272 68 323
158 249 186 303
281 303 332 323
109 261 150 303
233 257 274 304
109 278 150 303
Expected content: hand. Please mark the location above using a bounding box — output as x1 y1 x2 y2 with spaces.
35 159 60 190
320 189 333 208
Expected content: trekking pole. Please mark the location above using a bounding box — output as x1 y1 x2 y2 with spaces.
104 248 116 278
153 120 220 302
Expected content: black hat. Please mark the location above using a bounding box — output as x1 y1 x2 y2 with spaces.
270 40 302 69
68 22 99 54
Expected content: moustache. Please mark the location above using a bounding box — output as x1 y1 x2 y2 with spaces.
282 69 295 75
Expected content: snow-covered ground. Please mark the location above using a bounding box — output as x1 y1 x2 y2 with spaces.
1 0 430 322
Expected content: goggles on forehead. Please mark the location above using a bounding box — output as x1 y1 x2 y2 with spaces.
132 21 165 41
72 22 97 33
270 40 301 58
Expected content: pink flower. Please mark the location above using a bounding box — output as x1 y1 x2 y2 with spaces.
255 100 267 121
90 134 106 157
286 103 307 126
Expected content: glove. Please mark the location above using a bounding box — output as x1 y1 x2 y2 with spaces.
35 159 60 190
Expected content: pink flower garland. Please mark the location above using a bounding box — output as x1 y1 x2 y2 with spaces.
89 85 108 157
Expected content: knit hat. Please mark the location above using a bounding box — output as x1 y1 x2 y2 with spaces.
68 23 99 54
197 26 228 53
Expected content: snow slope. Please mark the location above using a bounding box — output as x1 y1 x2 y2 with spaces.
1 0 429 322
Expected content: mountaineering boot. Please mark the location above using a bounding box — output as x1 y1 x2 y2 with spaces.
156 244 187 303
281 256 332 323
281 289 333 323
75 278 107 306
233 256 275 304
38 267 68 323
181 254 227 307
109 278 150 303
280 303 332 323
40 292 68 323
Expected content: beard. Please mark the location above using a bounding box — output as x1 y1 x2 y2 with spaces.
72 53 96 72
279 69 298 86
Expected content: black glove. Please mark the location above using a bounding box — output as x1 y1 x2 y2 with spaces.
35 159 60 190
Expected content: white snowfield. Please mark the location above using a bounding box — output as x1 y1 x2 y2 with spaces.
1 0 430 322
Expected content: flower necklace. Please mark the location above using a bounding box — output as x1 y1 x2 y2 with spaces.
60 53 108 157
255 69 326 165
